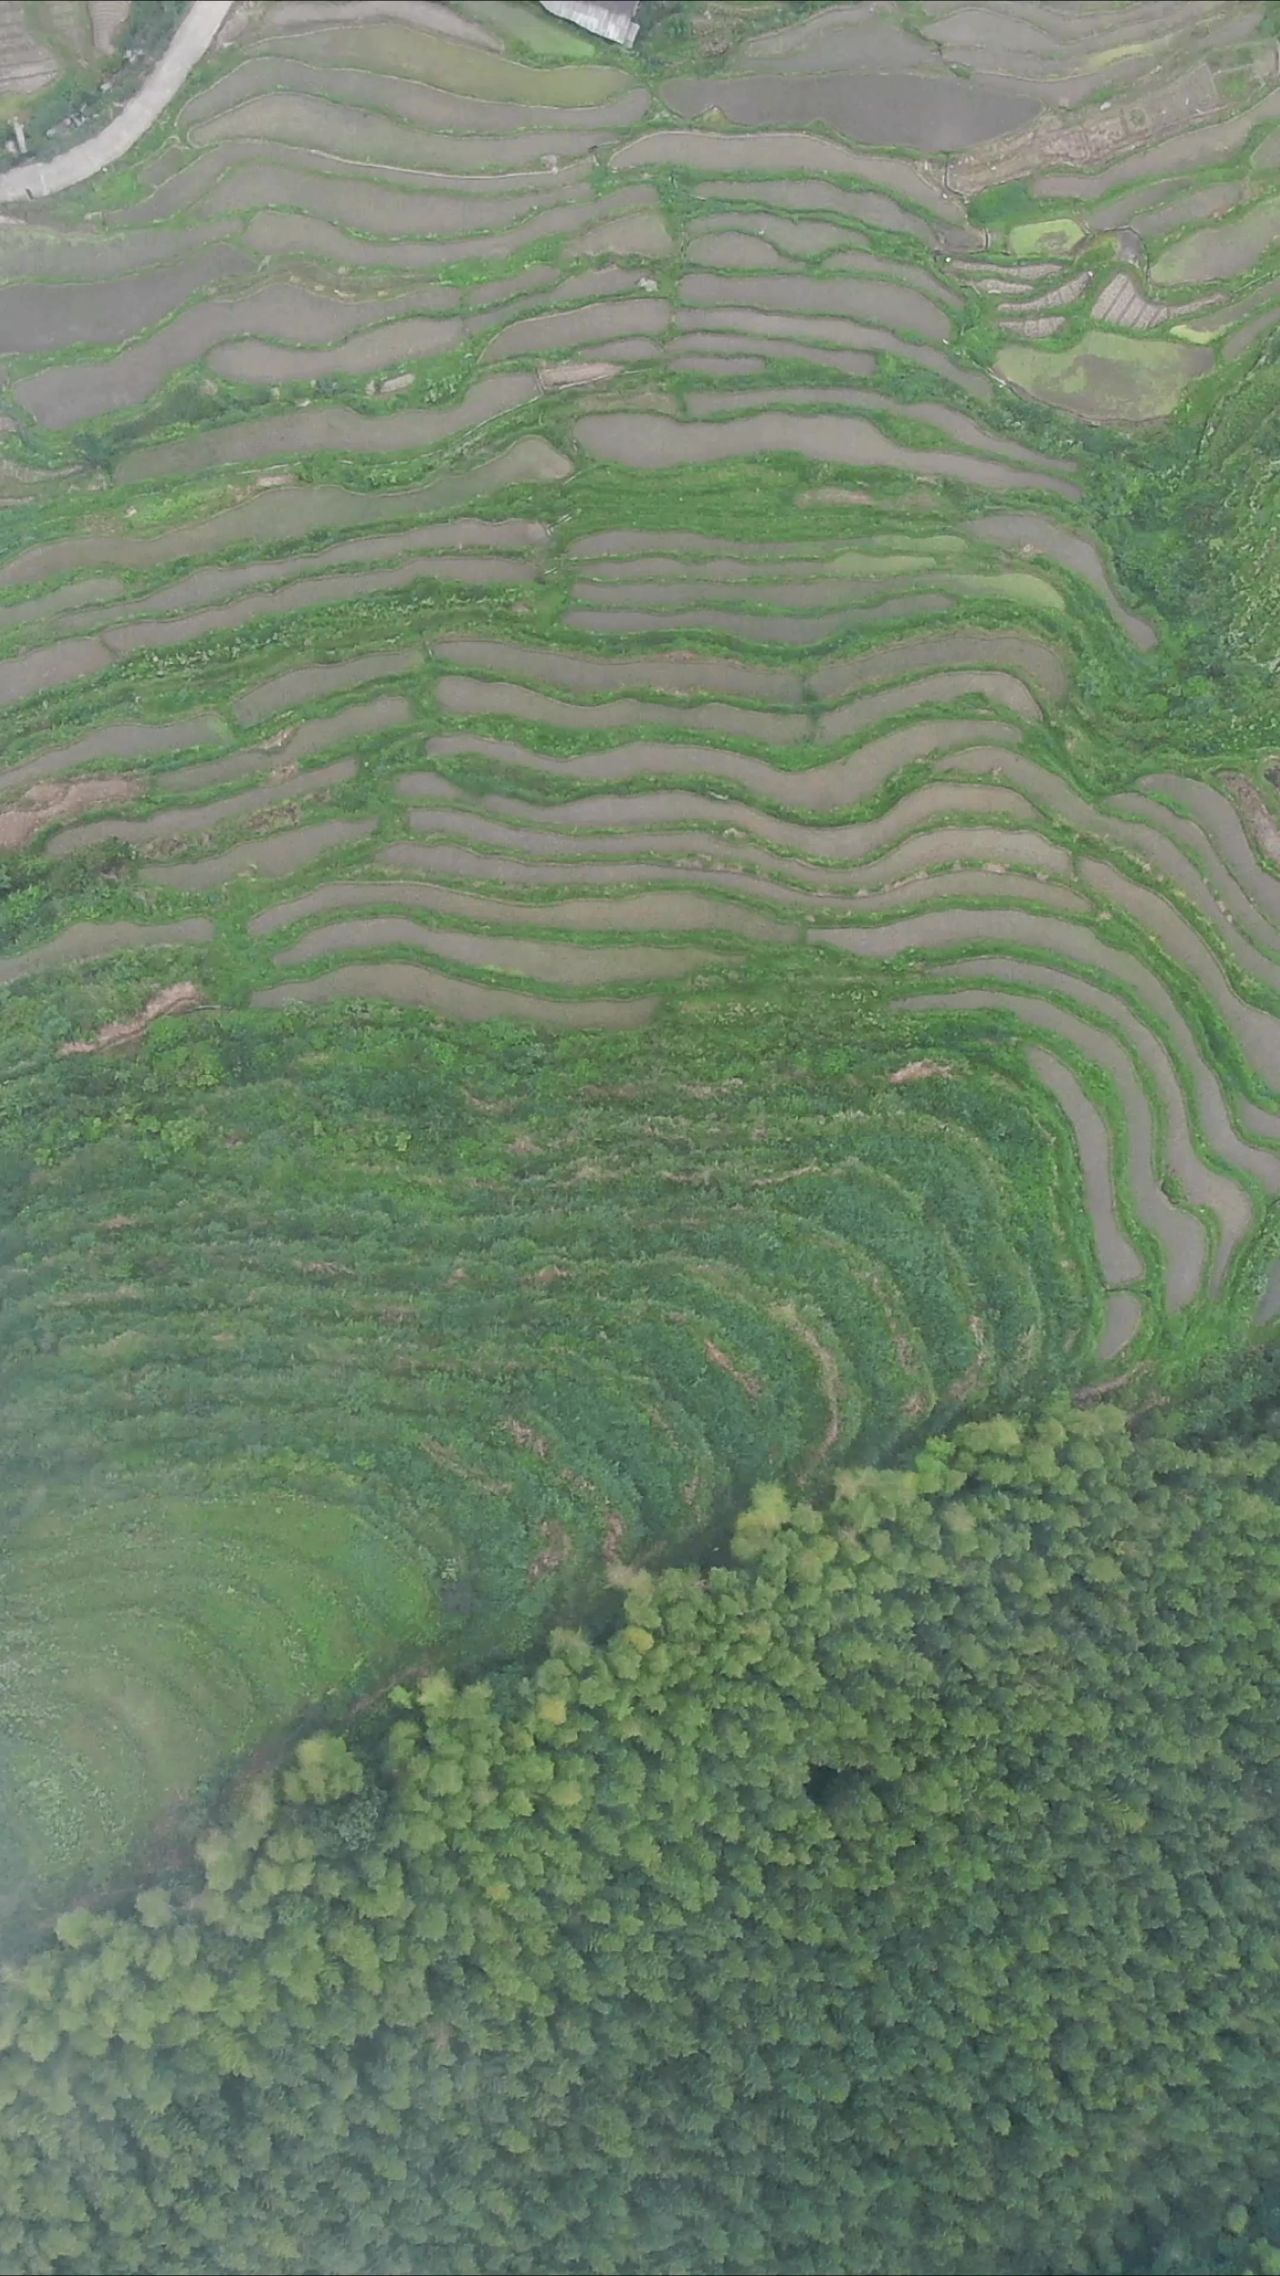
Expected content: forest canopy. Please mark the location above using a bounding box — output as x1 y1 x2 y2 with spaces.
1 1401 1277 2276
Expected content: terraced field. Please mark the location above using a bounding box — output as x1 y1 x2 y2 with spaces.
3 0 1280 1919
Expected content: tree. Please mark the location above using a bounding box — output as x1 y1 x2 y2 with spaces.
0 1400 1277 2275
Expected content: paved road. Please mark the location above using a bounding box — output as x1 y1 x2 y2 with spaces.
0 0 235 204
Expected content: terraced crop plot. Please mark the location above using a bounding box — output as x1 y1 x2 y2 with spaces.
2 0 1280 1916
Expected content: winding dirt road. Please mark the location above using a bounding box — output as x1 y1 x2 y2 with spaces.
0 0 235 205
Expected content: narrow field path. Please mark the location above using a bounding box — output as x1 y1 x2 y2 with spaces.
0 0 235 206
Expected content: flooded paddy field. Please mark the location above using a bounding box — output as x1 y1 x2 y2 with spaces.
4 0 1280 1915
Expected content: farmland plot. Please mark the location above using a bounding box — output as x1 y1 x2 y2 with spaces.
1 0 1279 1915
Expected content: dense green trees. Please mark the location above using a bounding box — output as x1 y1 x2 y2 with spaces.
0 1400 1276 2274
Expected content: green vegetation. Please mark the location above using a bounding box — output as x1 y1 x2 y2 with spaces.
2 4 1280 2264
995 332 1214 424
1008 217 1086 257
1 1401 1277 2275
0 971 1091 1919
0 0 1278 1924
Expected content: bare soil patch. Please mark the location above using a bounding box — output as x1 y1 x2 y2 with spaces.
681 266 953 345
433 638 804 704
0 713 225 795
694 175 937 241
818 667 1042 734
188 89 610 172
1133 775 1280 927
252 964 657 1028
184 56 647 139
0 773 138 851
611 129 958 221
1097 1290 1143 1362
0 245 251 355
671 303 978 393
676 387 1067 471
47 758 357 860
482 296 668 363
810 629 1070 704
209 315 464 387
234 647 420 725
0 919 214 988
272 916 722 989
15 286 462 428
689 211 853 258
114 373 538 485
1027 1045 1143 1285
407 775 1040 861
661 67 1034 151
141 819 376 889
423 717 1013 809
565 599 955 643
1223 772 1280 870
57 981 205 1058
254 880 795 944
435 676 807 748
1078 854 1280 1091
574 410 1077 495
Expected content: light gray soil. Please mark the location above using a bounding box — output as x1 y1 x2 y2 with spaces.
965 511 1157 648
432 638 806 704
0 448 566 591
15 288 462 429
813 630 1070 703
677 388 1066 469
435 676 808 748
141 820 376 888
672 328 879 380
47 758 357 858
1027 1046 1144 1284
251 965 658 1028
916 943 1262 1287
420 718 1017 806
1135 776 1280 926
903 983 1208 1309
692 176 937 242
483 297 668 363
670 304 988 396
234 648 421 725
253 881 798 943
609 130 961 222
272 915 720 987
564 599 955 642
114 373 538 485
404 775 1040 856
680 267 954 345
0 713 227 795
1097 1291 1143 1362
817 669 1041 736
660 67 1034 153
0 245 252 354
208 315 466 387
574 411 1079 496
1078 855 1280 1089
0 919 215 987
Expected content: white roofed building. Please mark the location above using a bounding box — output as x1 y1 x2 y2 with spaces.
539 0 641 48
